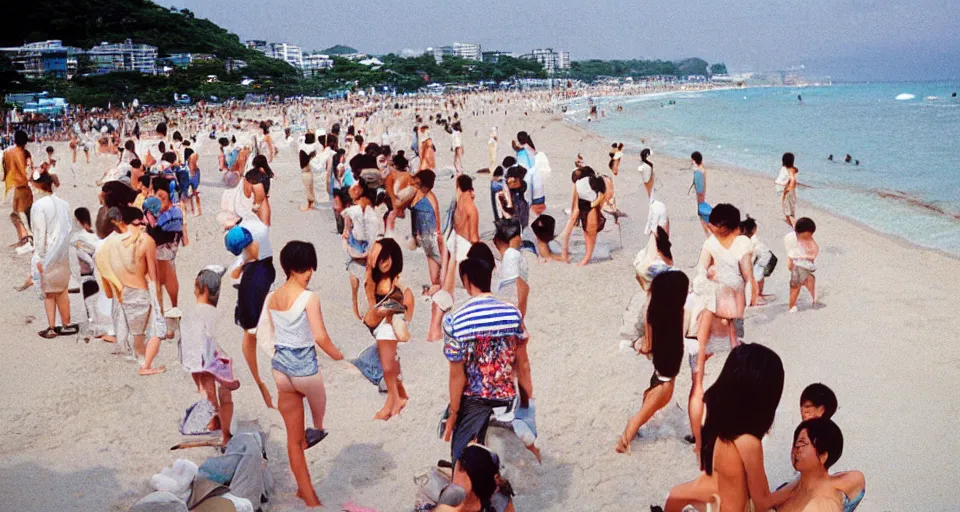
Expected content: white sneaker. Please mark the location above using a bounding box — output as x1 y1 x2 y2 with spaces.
789 306 798 313
15 243 33 255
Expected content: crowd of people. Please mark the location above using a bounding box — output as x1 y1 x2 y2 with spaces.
2 89 861 511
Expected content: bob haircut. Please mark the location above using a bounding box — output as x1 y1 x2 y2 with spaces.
279 240 318 277
794 417 844 470
372 238 404 282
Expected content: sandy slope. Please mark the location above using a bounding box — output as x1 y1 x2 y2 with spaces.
0 105 958 511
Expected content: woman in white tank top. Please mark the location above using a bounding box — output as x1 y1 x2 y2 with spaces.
256 241 343 508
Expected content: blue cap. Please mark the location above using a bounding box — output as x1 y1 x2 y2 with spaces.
225 225 253 256
142 196 162 217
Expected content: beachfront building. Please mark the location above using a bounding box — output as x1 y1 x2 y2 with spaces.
245 40 269 53
519 48 571 74
452 43 482 61
162 53 216 69
87 40 158 75
302 54 334 77
482 51 514 64
426 46 454 64
0 40 80 79
269 43 304 69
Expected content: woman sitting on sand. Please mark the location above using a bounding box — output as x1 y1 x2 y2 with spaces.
257 241 344 508
616 270 689 454
363 238 414 420
777 418 866 512
560 166 608 266
661 344 791 512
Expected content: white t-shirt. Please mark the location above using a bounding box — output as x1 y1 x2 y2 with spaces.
645 198 669 235
240 216 272 260
496 247 528 306
342 204 383 242
575 177 598 202
774 166 790 194
638 162 653 184
451 131 462 149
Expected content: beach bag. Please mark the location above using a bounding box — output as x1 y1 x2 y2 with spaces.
180 399 217 436
217 183 243 230
158 207 184 233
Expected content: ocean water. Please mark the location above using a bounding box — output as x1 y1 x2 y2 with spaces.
568 83 960 256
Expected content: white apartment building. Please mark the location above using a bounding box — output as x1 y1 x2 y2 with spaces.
452 43 481 61
87 39 158 75
520 48 571 74
270 43 303 69
302 54 334 76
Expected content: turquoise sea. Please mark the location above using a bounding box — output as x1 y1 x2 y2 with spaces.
568 83 960 256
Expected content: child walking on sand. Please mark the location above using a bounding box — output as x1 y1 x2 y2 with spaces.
740 216 777 305
785 217 819 312
180 266 240 446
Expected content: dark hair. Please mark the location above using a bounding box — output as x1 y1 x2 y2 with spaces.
794 418 844 470
691 151 703 165
138 175 151 187
795 217 816 234
517 131 535 150
74 207 92 227
700 343 784 475
279 240 318 277
304 133 316 145
46 145 55 154
457 174 474 192
588 175 606 195
162 151 177 164
494 219 522 244
708 203 741 231
156 122 167 136
252 154 274 178
218 137 230 147
364 142 380 156
459 252 494 293
372 238 403 282
740 216 758 238
152 177 172 195
123 140 135 153
392 151 408 171
172 130 183 142
800 383 838 419
641 148 653 170
492 166 504 178
782 152 796 168
183 147 194 162
259 121 269 135
467 242 496 268
355 134 364 146
655 226 672 260
14 130 28 146
130 158 142 169
501 156 517 168
120 205 144 224
648 270 689 378
457 445 498 511
299 147 315 169
417 169 436 190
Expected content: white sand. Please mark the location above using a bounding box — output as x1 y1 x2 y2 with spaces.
0 106 958 511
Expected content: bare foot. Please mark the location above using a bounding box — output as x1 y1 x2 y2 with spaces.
615 435 632 454
527 443 543 463
138 365 167 376
373 407 392 421
296 489 322 508
576 260 589 267
424 284 441 296
299 204 312 212
390 398 408 417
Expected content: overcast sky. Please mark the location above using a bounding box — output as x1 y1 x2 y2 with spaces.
168 0 960 81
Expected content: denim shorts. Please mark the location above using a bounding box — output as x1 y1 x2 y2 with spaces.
272 345 318 377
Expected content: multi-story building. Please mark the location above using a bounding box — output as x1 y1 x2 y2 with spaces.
425 46 454 64
452 43 482 61
481 51 513 64
269 43 303 69
301 54 334 77
0 40 80 79
519 48 571 74
162 53 215 69
87 39 158 75
245 40 269 53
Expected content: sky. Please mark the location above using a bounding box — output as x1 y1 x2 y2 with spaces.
168 0 960 81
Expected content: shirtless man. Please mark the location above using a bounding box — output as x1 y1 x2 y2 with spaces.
113 207 166 375
418 125 436 172
427 175 479 341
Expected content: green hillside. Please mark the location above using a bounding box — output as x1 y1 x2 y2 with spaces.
321 45 359 55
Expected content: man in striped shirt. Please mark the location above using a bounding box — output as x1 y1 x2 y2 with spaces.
441 248 533 462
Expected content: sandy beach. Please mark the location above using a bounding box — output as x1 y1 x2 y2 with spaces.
1 104 958 511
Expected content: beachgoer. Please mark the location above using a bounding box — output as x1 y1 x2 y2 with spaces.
71 207 104 337
341 179 383 320
119 207 167 375
645 195 669 236
616 270 690 454
257 241 344 508
30 172 76 338
739 216 777 304
299 132 320 211
560 167 607 266
777 418 867 512
775 152 799 227
410 169 443 294
636 148 657 199
3 130 34 250
492 219 530 317
419 126 436 172
663 344 791 512
690 151 711 236
383 151 416 236
608 143 624 175
488 127 498 173
441 251 533 463
363 238 415 420
227 219 276 408
425 444 514 512
182 140 202 216
785 217 819 312
450 121 464 176
687 204 757 447
801 382 838 421
180 266 239 446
